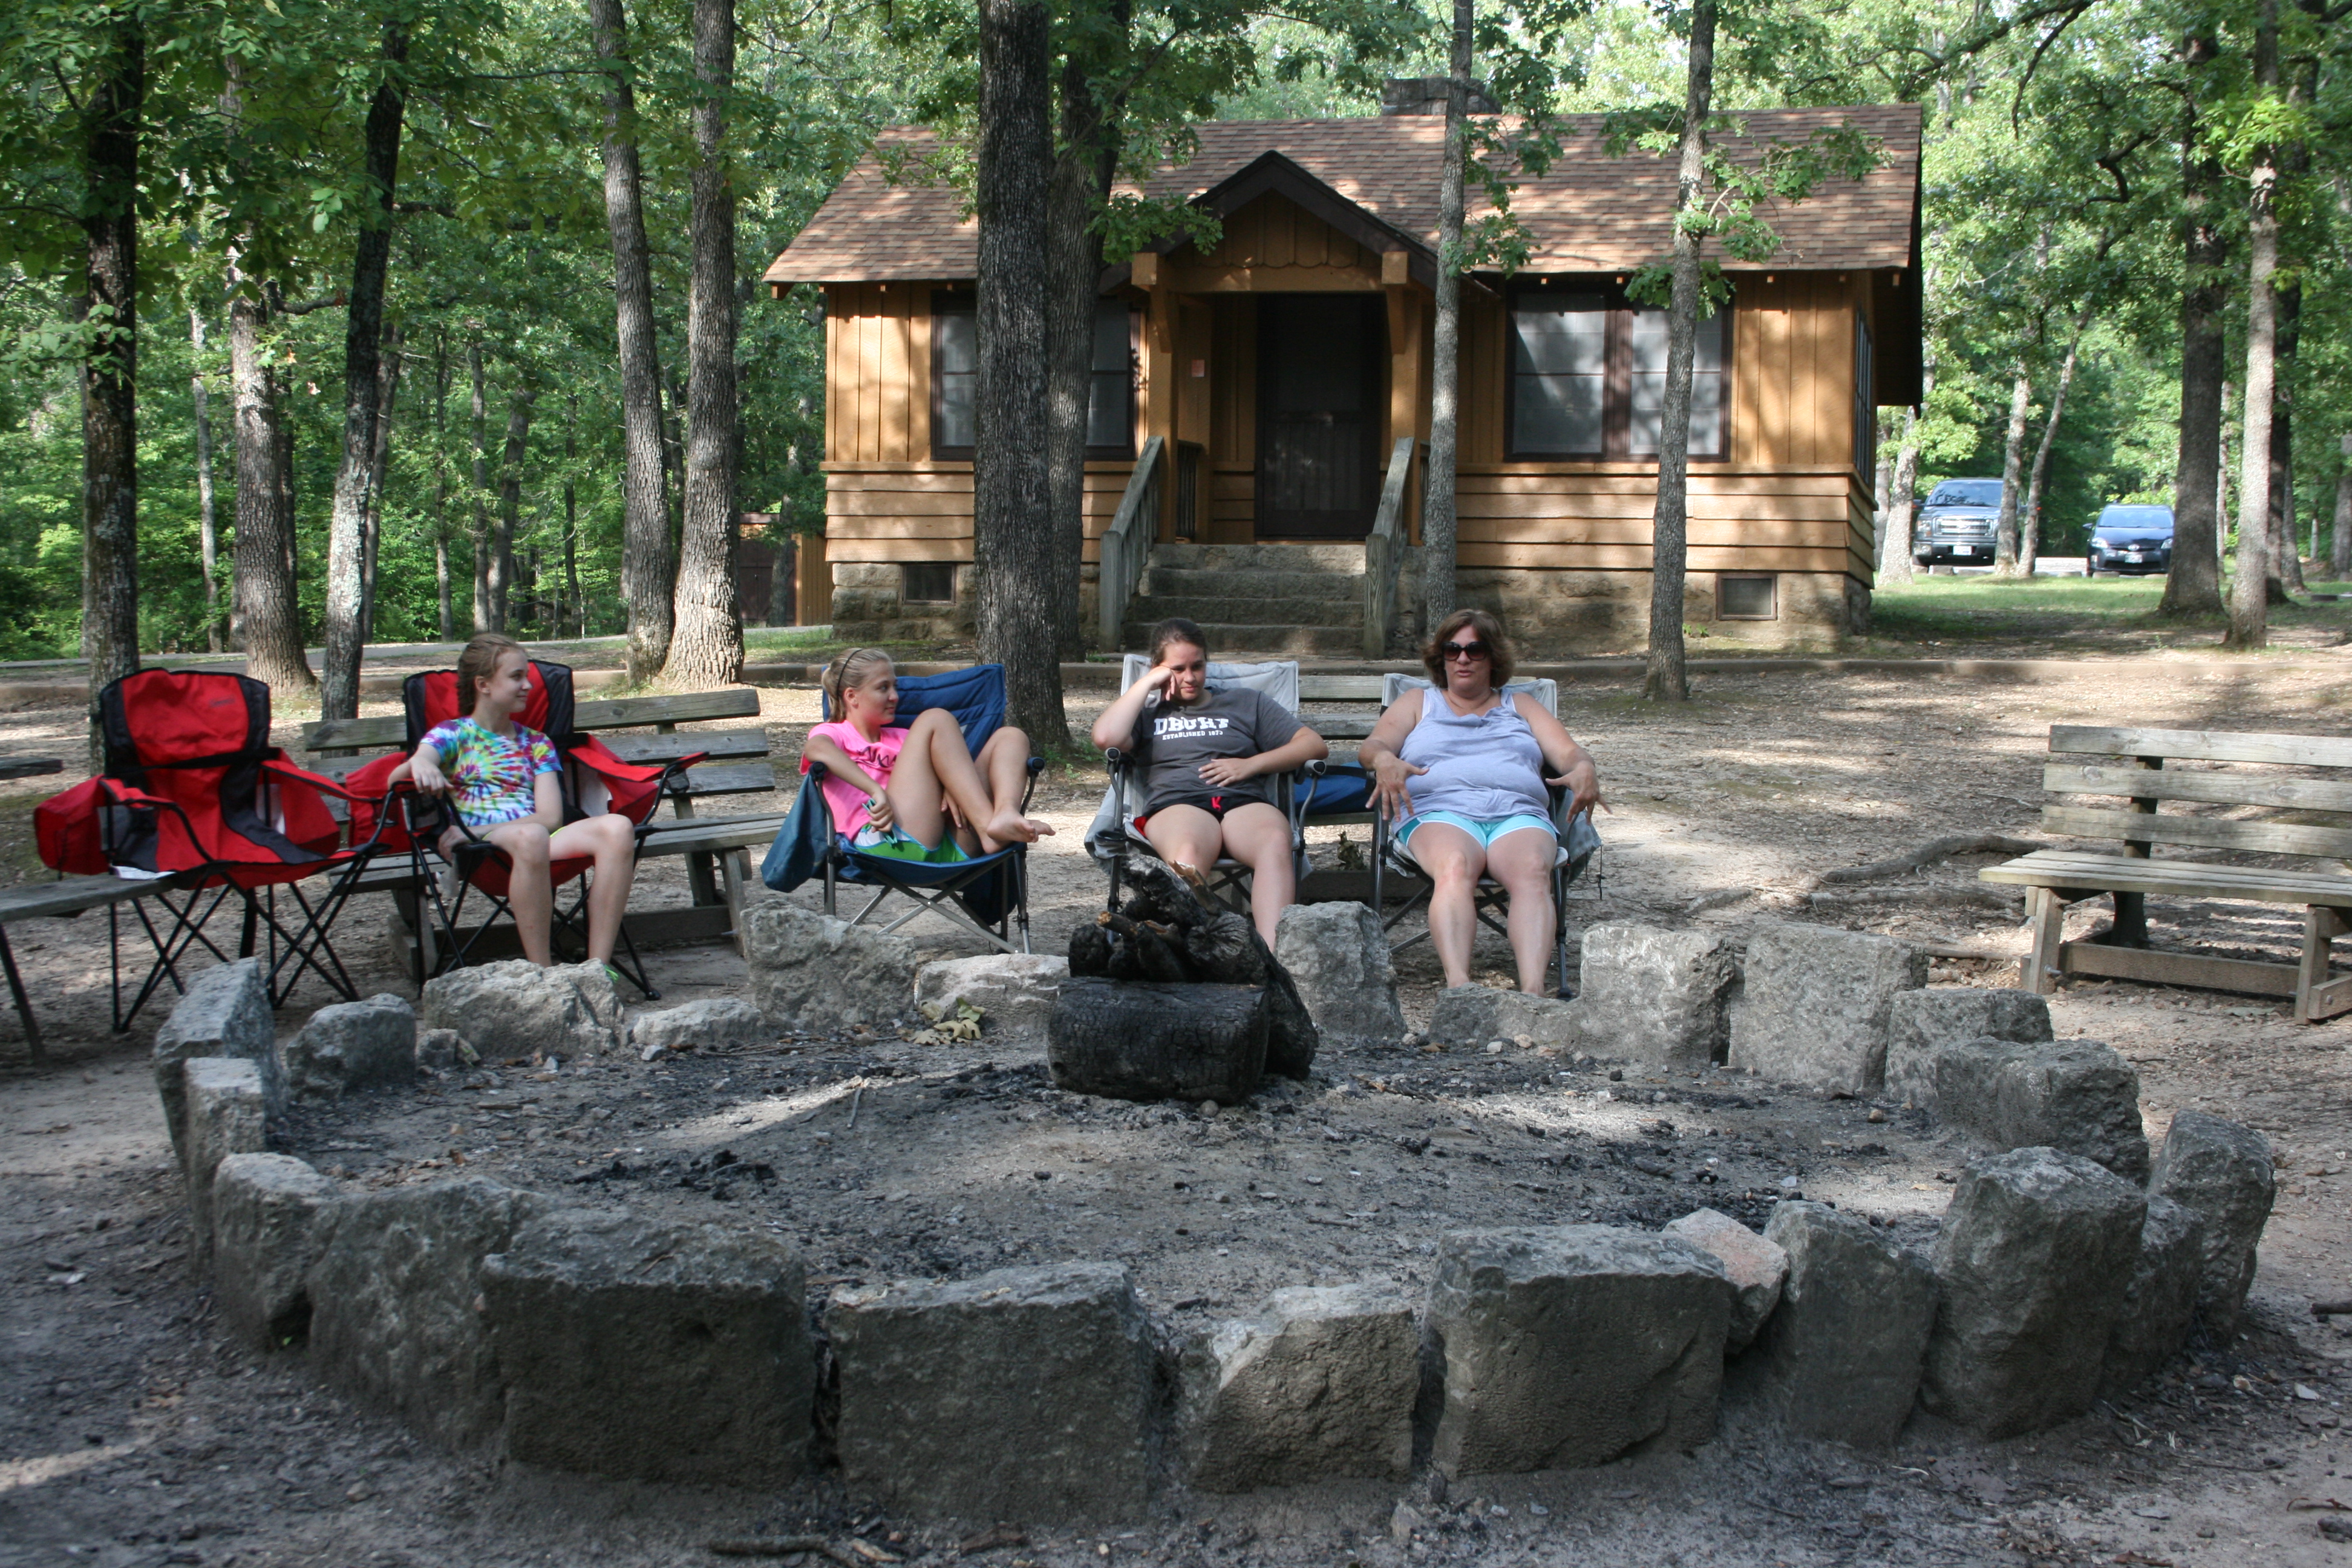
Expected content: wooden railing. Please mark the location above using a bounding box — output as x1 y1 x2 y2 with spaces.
1361 436 1418 659
1097 434 1165 652
1174 440 1204 541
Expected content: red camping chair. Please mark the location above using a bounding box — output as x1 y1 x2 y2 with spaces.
32 670 397 1029
342 661 703 998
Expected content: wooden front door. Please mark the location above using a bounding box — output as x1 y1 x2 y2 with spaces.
1255 295 1385 539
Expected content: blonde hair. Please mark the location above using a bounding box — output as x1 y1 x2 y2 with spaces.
458 632 526 703
822 647 894 715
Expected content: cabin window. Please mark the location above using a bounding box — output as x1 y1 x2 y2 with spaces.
1088 300 1140 457
903 562 956 603
1852 310 1875 478
1508 288 1729 461
1717 573 1776 619
931 293 976 457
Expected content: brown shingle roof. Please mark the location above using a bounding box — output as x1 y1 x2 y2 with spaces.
764 105 1921 284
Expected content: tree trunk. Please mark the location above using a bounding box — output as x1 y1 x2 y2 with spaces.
319 25 408 721
81 17 143 754
2268 273 2302 595
973 0 1070 743
564 395 583 636
1045 41 1119 659
2163 35 2227 616
2226 0 2279 649
1991 351 2033 576
661 0 746 688
430 327 454 641
2020 309 2089 577
468 338 494 632
1644 0 1715 701
2334 434 2352 581
589 0 676 681
191 309 223 652
229 285 312 691
1880 335 1936 589
495 385 537 635
360 318 403 639
1420 0 1472 635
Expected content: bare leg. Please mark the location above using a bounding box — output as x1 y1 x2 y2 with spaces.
1142 803 1223 885
1484 826 1559 995
888 709 1047 850
973 728 1048 852
1405 822 1486 990
1218 802 1295 947
482 820 555 965
550 813 636 964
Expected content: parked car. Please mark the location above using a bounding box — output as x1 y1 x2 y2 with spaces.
1913 478 2009 566
2086 503 2174 575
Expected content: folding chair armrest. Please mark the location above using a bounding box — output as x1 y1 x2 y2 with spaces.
96 778 172 811
1021 753 1044 812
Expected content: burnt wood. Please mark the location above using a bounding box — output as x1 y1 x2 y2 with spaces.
1047 978 1270 1103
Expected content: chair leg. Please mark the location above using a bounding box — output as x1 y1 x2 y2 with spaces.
2022 887 2065 993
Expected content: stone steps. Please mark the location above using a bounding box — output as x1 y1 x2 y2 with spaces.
1119 621 1368 657
1120 541 1373 656
1125 592 1364 629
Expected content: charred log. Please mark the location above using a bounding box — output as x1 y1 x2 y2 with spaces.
1047 978 1268 1103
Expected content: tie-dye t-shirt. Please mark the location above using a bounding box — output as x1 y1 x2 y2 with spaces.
417 717 559 829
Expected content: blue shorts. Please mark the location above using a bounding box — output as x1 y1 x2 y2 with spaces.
1395 810 1554 855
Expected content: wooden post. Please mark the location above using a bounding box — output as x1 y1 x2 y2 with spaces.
2022 886 2065 993
1135 252 1176 542
2109 754 2160 945
2296 904 2345 1022
1383 252 1425 546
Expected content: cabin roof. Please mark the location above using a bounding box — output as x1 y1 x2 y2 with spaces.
763 104 1922 286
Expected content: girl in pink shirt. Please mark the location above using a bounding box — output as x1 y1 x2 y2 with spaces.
801 648 1053 856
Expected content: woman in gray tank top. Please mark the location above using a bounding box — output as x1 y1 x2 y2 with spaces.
1357 609 1603 995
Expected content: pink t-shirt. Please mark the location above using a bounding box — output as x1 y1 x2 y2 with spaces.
803 719 908 834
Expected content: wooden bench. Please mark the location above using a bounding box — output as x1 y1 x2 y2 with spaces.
0 873 191 1060
1980 724 2352 1021
298 688 788 973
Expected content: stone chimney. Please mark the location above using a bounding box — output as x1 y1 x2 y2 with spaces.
1380 76 1500 116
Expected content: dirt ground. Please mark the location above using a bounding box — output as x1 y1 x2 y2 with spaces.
4 659 2350 1568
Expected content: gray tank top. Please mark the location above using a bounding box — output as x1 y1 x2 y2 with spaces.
1398 688 1550 822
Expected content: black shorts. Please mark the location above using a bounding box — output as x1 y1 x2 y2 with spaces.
1136 792 1253 830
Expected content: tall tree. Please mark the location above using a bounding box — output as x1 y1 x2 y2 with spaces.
1044 42 1119 659
2162 30 2227 616
227 275 310 687
189 308 224 652
2226 0 2281 649
587 0 675 682
321 21 410 722
80 10 142 742
359 318 403 638
1878 339 1934 589
662 0 746 686
468 336 493 632
494 383 536 632
1988 347 2034 575
2268 272 2302 595
2019 305 2091 575
1420 0 1474 638
973 0 1068 742
1642 0 1714 702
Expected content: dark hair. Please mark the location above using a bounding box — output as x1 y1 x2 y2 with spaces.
458 633 526 704
1148 617 1209 667
1422 608 1515 689
821 647 893 714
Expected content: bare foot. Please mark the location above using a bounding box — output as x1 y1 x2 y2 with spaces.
984 811 1053 845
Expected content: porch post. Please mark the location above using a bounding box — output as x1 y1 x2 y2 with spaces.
1383 250 1425 545
1135 251 1177 541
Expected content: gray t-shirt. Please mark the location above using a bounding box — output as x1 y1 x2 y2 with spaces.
1130 685 1305 814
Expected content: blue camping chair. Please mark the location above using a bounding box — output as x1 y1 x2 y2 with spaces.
760 664 1044 953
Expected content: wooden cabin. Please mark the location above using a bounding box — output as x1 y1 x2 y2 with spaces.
763 103 1922 652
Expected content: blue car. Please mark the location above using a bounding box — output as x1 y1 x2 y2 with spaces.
2087 503 2174 576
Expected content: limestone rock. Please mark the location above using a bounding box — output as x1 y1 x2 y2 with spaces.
913 953 1070 1040
1935 1038 2149 1181
1756 1201 1936 1448
2100 1195 2206 1397
740 900 916 1033
1884 988 2051 1109
1728 923 1926 1094
418 960 621 1061
307 1176 555 1448
1575 924 1740 1070
1920 1148 2148 1439
183 1057 267 1268
1179 1281 1418 1491
416 1027 473 1073
210 1153 338 1350
2149 1111 2275 1338
830 1262 1157 1521
629 997 770 1056
1664 1207 1787 1351
283 993 416 1100
483 1209 812 1486
152 958 278 1166
1273 903 1406 1046
1428 986 1578 1051
1427 1226 1730 1475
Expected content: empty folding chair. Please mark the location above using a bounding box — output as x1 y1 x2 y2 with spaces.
762 662 1042 953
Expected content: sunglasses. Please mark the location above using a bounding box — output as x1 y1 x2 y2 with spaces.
1440 641 1491 661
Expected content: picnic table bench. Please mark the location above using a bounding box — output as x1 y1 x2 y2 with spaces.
1981 724 2352 1022
299 687 788 977
0 872 185 1060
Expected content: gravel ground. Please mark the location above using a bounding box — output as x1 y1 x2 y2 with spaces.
4 661 2351 1568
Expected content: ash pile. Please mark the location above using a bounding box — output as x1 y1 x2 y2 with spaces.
1053 854 1318 1103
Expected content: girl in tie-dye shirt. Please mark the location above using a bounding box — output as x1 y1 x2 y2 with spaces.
393 633 640 972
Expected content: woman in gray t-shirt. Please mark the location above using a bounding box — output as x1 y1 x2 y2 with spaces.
1091 618 1330 944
